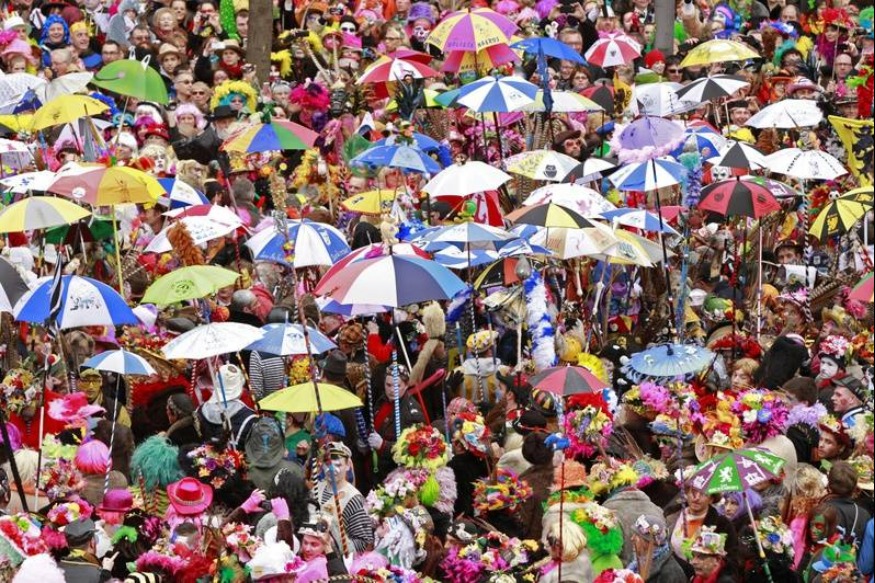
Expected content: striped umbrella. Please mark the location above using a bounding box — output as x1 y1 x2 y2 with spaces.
672 125 727 159
245 220 350 268
320 243 429 284
351 144 442 174
698 178 781 218
707 141 768 170
600 208 680 235
849 273 874 303
584 33 641 68
427 8 517 52
247 323 337 356
0 197 90 233
507 202 597 229
13 275 138 329
635 82 698 117
455 75 538 112
441 43 520 74
0 256 30 313
516 90 604 113
809 198 869 240
357 54 440 84
673 74 751 103
529 365 609 396
82 349 157 376
222 120 319 153
608 159 687 192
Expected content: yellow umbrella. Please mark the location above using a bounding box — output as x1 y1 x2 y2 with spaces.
0 114 34 133
31 95 109 131
679 39 759 68
341 189 397 215
259 382 363 413
0 197 91 233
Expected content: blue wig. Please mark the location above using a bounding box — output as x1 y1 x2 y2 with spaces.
40 15 70 46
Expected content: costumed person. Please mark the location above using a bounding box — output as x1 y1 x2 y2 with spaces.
129 435 186 515
367 364 426 482
816 334 852 407
165 393 199 447
194 363 258 447
540 515 594 583
74 440 128 507
517 431 557 541
628 514 687 582
57 518 115 582
689 526 736 583
446 412 491 517
296 513 332 583
448 330 509 408
79 369 131 428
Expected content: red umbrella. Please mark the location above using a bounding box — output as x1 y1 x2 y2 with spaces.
584 33 641 68
697 177 781 219
434 191 504 227
357 54 441 85
528 365 609 396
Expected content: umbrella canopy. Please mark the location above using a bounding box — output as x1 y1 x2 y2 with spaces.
679 39 758 67
222 120 319 153
157 178 210 209
673 125 727 159
849 273 874 303
31 95 110 130
524 183 616 216
245 220 350 268
609 159 687 191
352 144 441 174
260 382 363 413
142 265 241 306
318 298 389 316
456 75 538 112
0 197 91 233
427 8 517 52
528 365 609 396
634 82 698 116
82 349 157 376
162 322 265 360
765 148 847 181
584 33 641 68
600 208 680 235
741 176 801 199
434 191 505 227
507 202 596 229
144 216 241 254
320 242 429 283
504 149 579 181
373 133 442 152
473 256 546 289
594 229 666 266
44 216 114 246
529 225 617 260
809 198 869 240
13 275 138 329
386 89 443 112
35 72 93 103
673 74 750 103
617 116 684 150
247 323 337 356
341 189 397 215
688 448 786 494
574 157 618 182
414 221 516 252
423 161 512 196
315 254 467 308
707 140 768 170
441 43 521 75
0 256 31 313
510 37 585 63
91 58 169 103
0 73 45 109
746 99 823 128
698 178 782 218
0 170 56 194
48 163 164 205
624 342 715 379
357 54 440 84
840 186 874 205
516 90 604 113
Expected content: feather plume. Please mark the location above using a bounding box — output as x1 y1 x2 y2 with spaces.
524 270 556 372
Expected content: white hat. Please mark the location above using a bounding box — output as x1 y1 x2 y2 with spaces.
4 16 27 31
246 541 298 581
215 364 245 402
116 132 138 154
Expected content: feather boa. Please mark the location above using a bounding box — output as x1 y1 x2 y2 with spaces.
524 270 556 372
679 150 703 208
785 402 827 430
446 286 472 324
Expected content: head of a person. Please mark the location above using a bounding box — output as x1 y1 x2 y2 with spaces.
727 100 751 125
689 527 727 577
831 377 864 414
780 376 818 407
171 0 189 22
64 518 97 553
828 460 859 498
299 518 331 560
153 7 177 32
69 21 89 50
190 82 211 105
6 54 27 73
685 484 714 515
806 502 839 544
323 441 351 483
79 368 104 402
781 3 798 22
731 357 758 389
166 392 194 423
129 25 151 48
50 47 73 75
383 364 410 400
558 27 583 54
101 40 123 63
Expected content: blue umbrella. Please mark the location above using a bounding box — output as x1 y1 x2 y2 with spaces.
158 178 209 208
318 298 389 316
82 349 156 376
373 132 441 152
247 323 336 356
245 220 351 268
13 275 138 329
351 144 441 174
608 159 687 192
456 75 539 113
600 208 680 235
670 126 726 159
414 222 517 252
623 343 715 380
510 37 585 63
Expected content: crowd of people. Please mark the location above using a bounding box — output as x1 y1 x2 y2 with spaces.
0 0 872 580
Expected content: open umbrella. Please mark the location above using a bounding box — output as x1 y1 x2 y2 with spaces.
0 73 45 108
516 90 604 113
245 220 350 268
373 132 442 152
44 216 113 246
161 322 265 360
504 149 580 181
456 75 538 112
433 191 505 227
507 202 597 229
423 161 512 197
584 33 641 68
157 178 210 209
594 229 667 266
623 343 714 379
351 144 441 174
809 198 869 241
634 82 698 117
31 95 110 130
142 265 241 306
524 183 616 216
529 225 617 260
427 7 517 52
357 54 440 84
441 44 520 75
48 163 164 205
320 243 429 283
0 138 33 169
689 448 786 494
528 365 609 396
608 159 687 191
260 382 363 413
746 100 823 129
0 256 30 313
341 189 397 215
840 186 874 205
13 275 138 329
510 37 585 63
91 57 169 104
673 74 750 103
707 141 768 170
414 221 516 252
673 125 727 159
82 349 157 376
849 273 874 303
222 120 319 153
144 216 241 254
617 116 684 151
764 148 847 181
35 72 93 103
600 208 680 235
0 170 55 194
679 39 758 68
0 197 91 233
247 323 336 356
698 178 782 218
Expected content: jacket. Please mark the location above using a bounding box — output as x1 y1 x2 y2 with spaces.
517 462 554 541
603 488 665 564
645 549 689 583
59 553 110 583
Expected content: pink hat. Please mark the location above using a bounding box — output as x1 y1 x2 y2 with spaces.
167 477 213 515
98 488 134 513
2 38 37 65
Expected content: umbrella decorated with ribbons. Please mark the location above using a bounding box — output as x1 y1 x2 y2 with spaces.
247 323 337 356
13 275 138 330
623 343 715 379
584 33 641 68
245 220 350 268
809 197 869 240
82 349 157 376
162 322 265 360
764 148 847 181
91 57 169 103
0 197 91 233
222 120 319 153
260 382 363 413
504 150 580 182
141 265 241 306
351 144 442 174
679 39 758 67
426 7 517 52
0 256 31 313
528 365 610 396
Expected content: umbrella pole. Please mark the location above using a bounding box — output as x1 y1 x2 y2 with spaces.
756 228 763 341
361 321 378 469
111 204 124 295
467 246 487 406
104 375 121 495
492 112 504 166
744 490 775 583
0 408 27 513
651 169 676 341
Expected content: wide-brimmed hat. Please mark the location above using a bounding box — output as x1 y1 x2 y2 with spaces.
210 104 238 121
214 38 245 57
158 43 181 61
98 488 134 513
215 364 245 401
167 477 213 515
690 525 727 556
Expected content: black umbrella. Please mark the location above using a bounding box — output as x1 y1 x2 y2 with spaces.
0 256 30 313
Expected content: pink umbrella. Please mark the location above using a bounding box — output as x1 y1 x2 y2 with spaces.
441 43 520 74
427 7 517 52
357 55 441 84
584 32 641 68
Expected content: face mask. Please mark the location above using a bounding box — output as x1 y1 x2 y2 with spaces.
413 25 429 41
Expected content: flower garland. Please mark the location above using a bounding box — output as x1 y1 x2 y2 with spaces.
698 397 744 450
392 425 449 470
564 394 614 458
186 444 247 489
757 515 794 560
731 388 789 445
472 468 533 516
46 499 93 527
524 269 556 372
846 411 873 448
0 514 47 563
819 335 852 363
585 461 639 498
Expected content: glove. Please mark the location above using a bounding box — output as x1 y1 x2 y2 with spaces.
241 489 266 513
367 432 384 450
101 552 119 571
271 497 290 521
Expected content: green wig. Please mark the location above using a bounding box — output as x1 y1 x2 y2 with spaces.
131 435 185 490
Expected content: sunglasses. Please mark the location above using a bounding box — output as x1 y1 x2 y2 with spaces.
667 68 681 73
340 25 356 32
192 90 207 95
301 521 329 533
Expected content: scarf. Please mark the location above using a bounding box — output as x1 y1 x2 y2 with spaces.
628 542 671 577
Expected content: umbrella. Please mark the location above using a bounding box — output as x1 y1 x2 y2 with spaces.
573 157 618 182
529 225 617 260
81 349 157 376
688 448 786 494
673 125 727 159
341 189 397 215
456 75 538 112
584 83 615 114
673 74 751 103
318 298 389 316
260 382 363 413
13 275 138 329
434 247 499 269
510 37 585 63
624 343 715 379
433 191 505 227
741 176 801 199
608 159 687 191
0 197 91 233
351 144 441 174
373 133 442 152
0 73 45 108
504 149 580 181
314 254 467 308
320 242 429 283
427 8 517 52
809 198 869 240
423 161 512 197
524 183 616 216
679 39 758 68
245 220 350 268
600 208 680 235
584 33 641 68
698 178 781 218
157 178 210 209
849 273 874 303
34 72 93 103
634 82 699 117
595 229 667 266
414 221 516 252
516 90 604 113
529 365 609 396
507 202 597 229
247 323 336 356
473 256 546 289
357 54 440 84
31 95 110 131
162 322 265 360
222 120 319 153
386 89 443 113
44 216 114 246
48 163 164 205
840 186 874 205
617 116 684 151
441 44 520 75
144 216 241 254
764 148 847 181
746 99 823 129
0 256 30 313
707 141 768 170
91 57 169 104
142 265 241 306
164 203 244 225
0 170 56 194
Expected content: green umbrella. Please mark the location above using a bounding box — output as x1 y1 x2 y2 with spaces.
142 265 240 306
44 217 114 245
91 57 169 104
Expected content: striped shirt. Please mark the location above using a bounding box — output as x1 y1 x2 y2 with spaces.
315 481 375 554
249 351 286 399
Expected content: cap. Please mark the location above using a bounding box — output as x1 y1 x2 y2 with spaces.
64 518 97 547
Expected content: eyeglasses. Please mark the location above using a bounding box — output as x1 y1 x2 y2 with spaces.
192 90 207 95
340 25 356 33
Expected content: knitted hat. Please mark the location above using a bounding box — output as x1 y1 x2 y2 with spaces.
644 49 665 68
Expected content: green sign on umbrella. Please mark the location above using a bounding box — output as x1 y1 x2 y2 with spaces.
688 448 785 495
92 57 169 104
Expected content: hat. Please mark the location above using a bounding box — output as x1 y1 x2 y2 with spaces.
116 132 138 153
315 413 347 438
321 350 347 379
786 77 823 96
595 121 616 136
4 15 26 30
644 49 665 68
690 525 727 556
247 541 298 581
214 38 245 57
337 322 364 347
466 330 497 354
511 408 547 435
165 317 197 334
407 2 434 23
215 364 245 401
633 514 668 546
553 129 581 151
834 375 867 404
79 368 101 380
326 440 351 458
166 477 213 515
98 488 134 514
210 104 238 120
158 43 181 61
63 518 96 547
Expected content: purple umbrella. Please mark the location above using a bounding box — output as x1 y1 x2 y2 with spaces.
617 116 684 151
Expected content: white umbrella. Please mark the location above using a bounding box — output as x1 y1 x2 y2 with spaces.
0 170 56 193
82 349 157 376
765 148 848 180
608 159 687 192
144 216 241 253
33 72 94 103
423 161 512 197
0 73 45 110
523 183 616 216
673 74 751 103
0 138 33 169
455 75 538 113
634 82 699 116
504 149 580 181
746 99 823 128
162 322 265 360
530 224 617 259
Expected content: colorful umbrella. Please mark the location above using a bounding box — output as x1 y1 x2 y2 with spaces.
223 120 319 153
740 176 801 199
594 229 666 266
157 178 210 208
373 132 442 152
433 246 498 269
673 74 751 103
617 116 684 150
504 149 580 182
0 256 30 313
31 95 110 131
473 256 546 289
456 75 538 112
318 298 389 316
529 365 609 396
600 208 680 235
849 273 874 303
584 33 641 68
357 54 440 84
48 163 164 205
679 39 758 68
427 8 517 52
162 322 265 360
707 141 768 170
0 138 33 169
245 220 350 268
144 216 241 253
91 57 169 104
698 178 781 218
809 198 869 241
247 323 336 356
142 265 241 306
315 254 467 308
386 89 443 113
351 144 442 174
746 99 823 129
341 189 397 215
433 191 505 227
510 37 585 63
688 448 786 494
82 349 157 376
319 242 429 284
13 275 138 329
441 43 520 74
523 183 616 217
0 197 91 233
672 125 727 159
423 161 512 197
259 382 363 413
44 216 113 246
765 148 847 181
507 202 597 229
414 221 516 252
516 90 604 113
608 159 687 192
573 157 618 182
